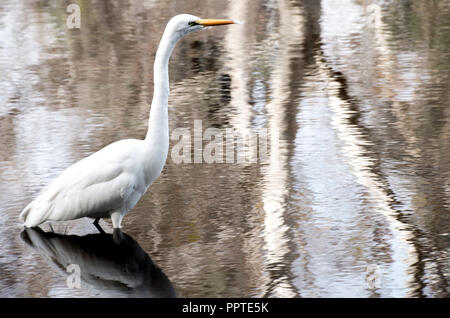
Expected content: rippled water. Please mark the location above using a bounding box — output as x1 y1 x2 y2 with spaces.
0 0 449 297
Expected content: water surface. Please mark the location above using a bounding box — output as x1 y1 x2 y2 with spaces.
0 0 449 297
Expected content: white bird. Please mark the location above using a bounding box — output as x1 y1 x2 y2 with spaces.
20 14 236 229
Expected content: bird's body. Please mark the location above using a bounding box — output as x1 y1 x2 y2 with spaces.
20 138 164 228
20 14 236 229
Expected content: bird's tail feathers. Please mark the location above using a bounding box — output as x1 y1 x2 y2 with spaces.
19 201 51 228
19 203 31 223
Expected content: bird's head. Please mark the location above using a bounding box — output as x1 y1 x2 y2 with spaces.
165 14 237 39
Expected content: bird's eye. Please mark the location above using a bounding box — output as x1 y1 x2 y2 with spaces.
188 21 199 26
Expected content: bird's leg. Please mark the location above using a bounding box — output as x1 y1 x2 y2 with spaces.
110 211 123 230
93 218 105 234
113 228 124 244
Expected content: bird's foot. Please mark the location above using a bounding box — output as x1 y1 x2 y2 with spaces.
112 228 124 244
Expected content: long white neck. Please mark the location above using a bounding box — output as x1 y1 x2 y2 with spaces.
142 25 183 185
145 27 179 145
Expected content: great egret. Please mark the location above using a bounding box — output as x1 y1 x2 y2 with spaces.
19 14 236 229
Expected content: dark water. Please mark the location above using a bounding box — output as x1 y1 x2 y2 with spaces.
0 0 449 297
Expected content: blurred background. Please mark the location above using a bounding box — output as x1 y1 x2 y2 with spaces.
0 0 449 297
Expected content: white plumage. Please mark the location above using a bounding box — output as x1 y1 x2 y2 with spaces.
19 14 236 229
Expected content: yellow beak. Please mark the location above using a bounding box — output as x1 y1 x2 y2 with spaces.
195 19 235 26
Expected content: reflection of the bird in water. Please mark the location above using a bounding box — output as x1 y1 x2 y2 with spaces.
20 228 176 297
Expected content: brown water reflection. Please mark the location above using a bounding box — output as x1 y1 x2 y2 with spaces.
0 0 448 297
